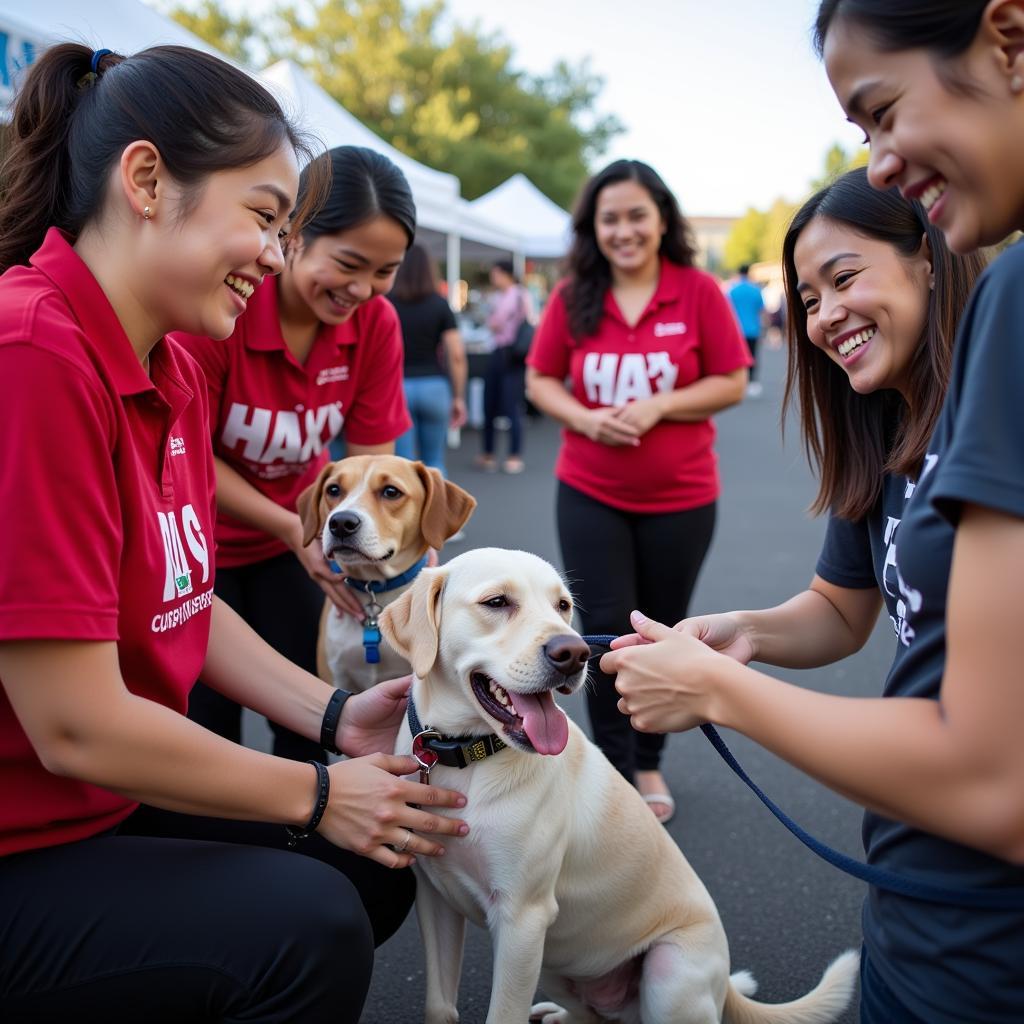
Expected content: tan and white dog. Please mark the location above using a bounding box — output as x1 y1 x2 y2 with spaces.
296 455 475 692
380 547 858 1024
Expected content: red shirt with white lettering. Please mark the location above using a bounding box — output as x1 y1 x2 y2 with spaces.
0 229 217 856
173 282 411 567
528 260 751 513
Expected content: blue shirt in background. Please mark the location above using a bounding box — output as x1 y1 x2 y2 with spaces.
727 278 764 339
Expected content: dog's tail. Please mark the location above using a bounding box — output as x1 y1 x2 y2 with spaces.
723 949 859 1024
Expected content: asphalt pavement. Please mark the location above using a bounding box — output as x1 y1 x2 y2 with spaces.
254 342 893 1022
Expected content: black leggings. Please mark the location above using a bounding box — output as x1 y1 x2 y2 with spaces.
557 482 715 778
188 552 326 763
482 346 524 458
0 804 415 1023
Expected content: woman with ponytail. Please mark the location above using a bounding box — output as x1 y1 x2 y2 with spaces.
0 44 466 1024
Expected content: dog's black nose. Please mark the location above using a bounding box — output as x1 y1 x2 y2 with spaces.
328 510 362 538
543 634 590 676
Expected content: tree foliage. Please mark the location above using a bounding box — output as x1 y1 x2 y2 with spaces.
158 0 623 207
722 143 868 271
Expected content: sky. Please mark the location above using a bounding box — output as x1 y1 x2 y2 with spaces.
436 0 864 216
175 0 866 217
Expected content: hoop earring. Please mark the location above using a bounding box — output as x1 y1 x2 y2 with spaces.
143 206 152 220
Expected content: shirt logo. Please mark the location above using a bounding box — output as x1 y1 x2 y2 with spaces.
582 351 678 406
316 365 350 386
156 504 210 602
653 321 686 337
169 436 187 457
220 401 345 469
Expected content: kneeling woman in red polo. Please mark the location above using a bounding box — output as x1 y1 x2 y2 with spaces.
527 158 751 825
0 43 465 1024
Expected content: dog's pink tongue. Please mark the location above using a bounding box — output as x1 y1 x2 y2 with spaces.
511 690 568 755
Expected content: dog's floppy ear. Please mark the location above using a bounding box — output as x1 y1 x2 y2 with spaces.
380 567 446 678
415 462 477 550
295 462 336 547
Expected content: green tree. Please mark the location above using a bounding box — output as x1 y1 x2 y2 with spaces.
157 0 623 207
723 207 768 271
809 141 870 192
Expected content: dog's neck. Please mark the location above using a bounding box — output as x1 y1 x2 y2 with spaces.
337 543 430 586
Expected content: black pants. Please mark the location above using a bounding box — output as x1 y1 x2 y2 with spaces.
482 347 524 458
0 804 415 1023
557 482 715 778
189 552 326 763
745 334 760 381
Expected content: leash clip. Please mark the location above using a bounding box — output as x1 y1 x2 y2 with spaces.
412 728 441 785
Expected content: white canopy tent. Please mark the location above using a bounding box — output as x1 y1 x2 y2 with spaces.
469 173 572 268
0 1 525 296
257 61 522 295
0 0 224 108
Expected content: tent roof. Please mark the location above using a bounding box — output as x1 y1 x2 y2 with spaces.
0 0 223 63
469 173 571 258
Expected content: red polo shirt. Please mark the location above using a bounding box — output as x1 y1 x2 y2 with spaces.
0 229 217 856
528 260 751 513
173 282 410 567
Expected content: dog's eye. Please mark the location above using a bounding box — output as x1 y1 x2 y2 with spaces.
482 596 509 609
325 484 341 497
558 599 571 612
381 485 403 500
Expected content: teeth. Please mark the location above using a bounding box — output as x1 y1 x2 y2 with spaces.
837 327 876 357
488 679 516 714
225 274 254 299
920 179 947 213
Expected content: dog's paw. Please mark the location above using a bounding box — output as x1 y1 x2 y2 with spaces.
529 1001 570 1023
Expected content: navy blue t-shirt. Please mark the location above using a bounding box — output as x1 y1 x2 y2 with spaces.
815 471 915 640
862 243 1024 1022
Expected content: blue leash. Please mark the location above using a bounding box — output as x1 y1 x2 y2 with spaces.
583 634 1024 909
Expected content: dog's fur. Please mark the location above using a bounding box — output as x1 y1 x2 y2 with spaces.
296 455 475 692
380 548 858 1024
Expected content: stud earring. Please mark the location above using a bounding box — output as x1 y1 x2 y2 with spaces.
143 205 152 220
1011 74 1023 94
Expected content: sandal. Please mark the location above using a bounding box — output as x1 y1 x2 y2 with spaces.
475 454 498 473
641 793 676 826
503 457 525 474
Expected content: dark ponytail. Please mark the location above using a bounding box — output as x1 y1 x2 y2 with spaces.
0 43 320 273
296 145 416 249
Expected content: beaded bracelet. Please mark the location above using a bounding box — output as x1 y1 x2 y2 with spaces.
320 688 352 756
285 760 330 848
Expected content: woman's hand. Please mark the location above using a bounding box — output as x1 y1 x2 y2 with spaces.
600 610 734 733
449 396 468 429
288 521 365 619
321 753 469 868
338 675 411 758
612 611 756 665
575 406 642 447
612 395 664 437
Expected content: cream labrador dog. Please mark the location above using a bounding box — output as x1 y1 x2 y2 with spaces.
379 547 858 1024
296 455 475 692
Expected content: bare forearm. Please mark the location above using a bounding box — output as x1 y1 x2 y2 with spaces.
653 372 747 422
216 456 299 547
741 588 878 668
444 332 467 400
715 663 1023 861
525 372 588 432
202 597 333 740
62 691 313 824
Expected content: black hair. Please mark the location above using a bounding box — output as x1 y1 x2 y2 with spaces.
492 259 517 281
0 43 319 273
563 159 696 340
390 242 437 302
781 166 987 518
814 1 987 59
296 145 416 249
